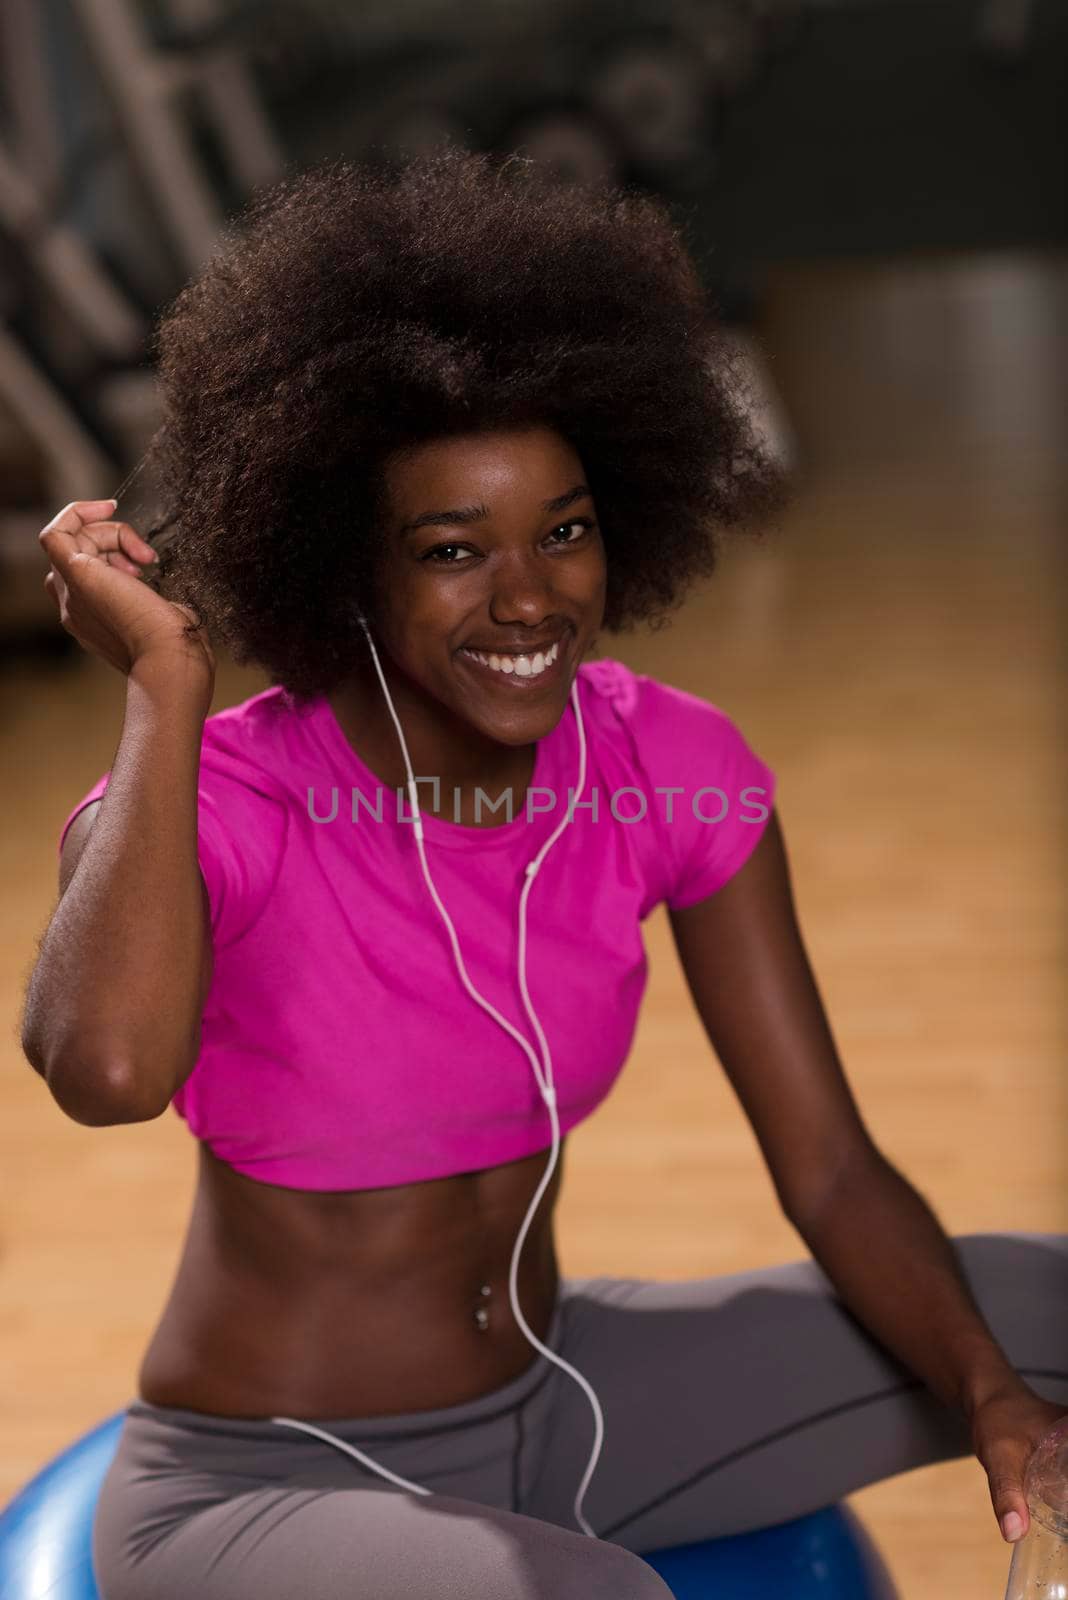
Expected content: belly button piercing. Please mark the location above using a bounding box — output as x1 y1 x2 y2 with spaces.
474 1283 492 1332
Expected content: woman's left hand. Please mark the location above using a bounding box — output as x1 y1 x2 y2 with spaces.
969 1377 1068 1543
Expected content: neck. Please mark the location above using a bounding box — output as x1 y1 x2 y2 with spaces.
326 660 536 806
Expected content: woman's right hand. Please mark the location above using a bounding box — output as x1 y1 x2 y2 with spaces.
40 499 216 682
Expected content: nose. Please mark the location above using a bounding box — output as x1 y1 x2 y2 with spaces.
487 553 559 629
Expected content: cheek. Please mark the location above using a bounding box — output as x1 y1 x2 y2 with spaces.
572 545 608 605
385 581 463 664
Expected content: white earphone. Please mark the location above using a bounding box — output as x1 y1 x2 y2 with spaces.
270 614 607 1539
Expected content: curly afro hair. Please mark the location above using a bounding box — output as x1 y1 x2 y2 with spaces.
141 145 786 705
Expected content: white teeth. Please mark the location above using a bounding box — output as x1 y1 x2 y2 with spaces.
463 639 561 678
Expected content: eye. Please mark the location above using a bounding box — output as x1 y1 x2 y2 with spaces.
420 543 473 565
419 519 596 565
548 518 595 545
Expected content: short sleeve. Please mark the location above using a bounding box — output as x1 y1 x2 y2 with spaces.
57 754 288 952
620 671 777 912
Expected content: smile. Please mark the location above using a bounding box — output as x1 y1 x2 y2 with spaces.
458 638 564 685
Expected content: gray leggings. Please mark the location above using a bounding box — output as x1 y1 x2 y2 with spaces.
92 1232 1068 1599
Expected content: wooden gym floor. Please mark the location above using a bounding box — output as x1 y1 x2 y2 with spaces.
1 250 1064 1596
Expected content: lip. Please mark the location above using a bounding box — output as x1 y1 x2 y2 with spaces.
456 638 568 689
463 634 565 654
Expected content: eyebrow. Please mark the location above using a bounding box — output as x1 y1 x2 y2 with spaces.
400 484 592 537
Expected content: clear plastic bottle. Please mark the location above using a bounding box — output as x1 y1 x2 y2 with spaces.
1004 1415 1068 1600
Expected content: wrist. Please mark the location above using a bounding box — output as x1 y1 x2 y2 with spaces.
962 1353 1028 1422
129 649 215 713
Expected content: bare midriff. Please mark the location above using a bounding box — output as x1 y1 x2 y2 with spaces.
137 1137 565 1420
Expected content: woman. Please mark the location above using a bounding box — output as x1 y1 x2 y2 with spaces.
24 149 1067 1599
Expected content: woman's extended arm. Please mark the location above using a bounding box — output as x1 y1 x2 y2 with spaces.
667 808 1025 1419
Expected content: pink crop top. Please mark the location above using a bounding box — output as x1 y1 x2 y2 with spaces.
58 658 776 1191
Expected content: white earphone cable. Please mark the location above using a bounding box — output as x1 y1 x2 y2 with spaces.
271 623 605 1539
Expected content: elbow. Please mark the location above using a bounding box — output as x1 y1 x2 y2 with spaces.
782 1139 886 1235
35 1047 168 1127
19 1027 49 1082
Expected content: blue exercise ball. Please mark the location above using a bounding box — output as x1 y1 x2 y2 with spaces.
0 1411 899 1600
0 1412 124 1600
638 1502 900 1598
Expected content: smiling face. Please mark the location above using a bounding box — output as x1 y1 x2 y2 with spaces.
366 424 608 750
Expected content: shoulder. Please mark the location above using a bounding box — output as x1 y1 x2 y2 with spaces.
575 656 777 913
198 684 297 797
57 686 295 925
196 687 293 914
575 656 756 765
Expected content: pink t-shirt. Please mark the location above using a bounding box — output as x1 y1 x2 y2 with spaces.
58 658 776 1191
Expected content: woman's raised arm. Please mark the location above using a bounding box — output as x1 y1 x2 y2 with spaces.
20 500 216 1125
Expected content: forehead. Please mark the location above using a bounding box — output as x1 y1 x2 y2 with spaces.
382 426 583 513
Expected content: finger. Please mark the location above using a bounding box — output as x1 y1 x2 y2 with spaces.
66 547 154 587
45 565 68 604
57 518 153 578
104 551 145 577
55 541 140 579
68 537 142 578
39 500 118 549
987 1461 1030 1541
83 518 159 565
40 508 117 574
96 543 146 578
